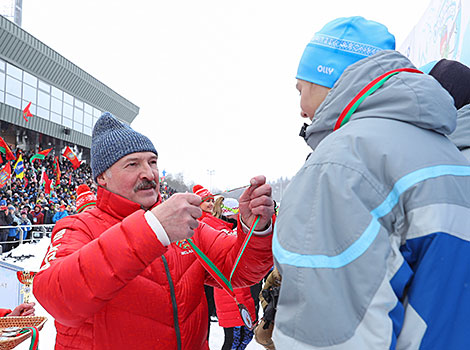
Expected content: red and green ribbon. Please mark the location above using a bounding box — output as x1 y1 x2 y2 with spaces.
19 326 39 350
186 216 261 302
334 68 423 131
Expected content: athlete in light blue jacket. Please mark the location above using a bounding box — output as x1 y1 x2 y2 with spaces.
273 16 470 350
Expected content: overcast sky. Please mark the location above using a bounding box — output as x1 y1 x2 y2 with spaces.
21 0 431 191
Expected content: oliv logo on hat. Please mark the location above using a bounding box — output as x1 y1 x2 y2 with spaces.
296 16 396 88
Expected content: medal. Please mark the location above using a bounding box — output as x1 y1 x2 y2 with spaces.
238 303 253 329
187 216 261 327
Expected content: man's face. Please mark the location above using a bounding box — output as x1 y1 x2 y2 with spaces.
296 79 331 121
97 152 159 209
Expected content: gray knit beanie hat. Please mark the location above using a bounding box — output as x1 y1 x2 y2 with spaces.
91 112 158 181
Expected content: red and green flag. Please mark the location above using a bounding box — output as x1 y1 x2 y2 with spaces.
43 172 52 195
0 137 16 163
53 156 61 187
30 148 52 163
62 146 81 169
0 162 11 188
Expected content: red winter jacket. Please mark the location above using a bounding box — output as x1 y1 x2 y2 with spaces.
31 211 44 225
214 286 256 328
33 187 273 350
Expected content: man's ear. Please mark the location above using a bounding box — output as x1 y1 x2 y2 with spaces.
96 173 107 187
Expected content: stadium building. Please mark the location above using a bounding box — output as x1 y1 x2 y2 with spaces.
0 14 139 162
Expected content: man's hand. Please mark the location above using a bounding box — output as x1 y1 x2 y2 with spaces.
9 302 35 316
150 193 202 242
239 175 274 231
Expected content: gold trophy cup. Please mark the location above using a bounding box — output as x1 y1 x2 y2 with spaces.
17 271 37 303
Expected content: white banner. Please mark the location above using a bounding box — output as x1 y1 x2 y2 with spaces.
400 0 470 68
0 261 23 311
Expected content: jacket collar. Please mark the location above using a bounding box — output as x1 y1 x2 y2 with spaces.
96 186 162 220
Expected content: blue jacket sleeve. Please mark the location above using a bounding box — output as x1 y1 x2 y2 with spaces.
400 232 470 349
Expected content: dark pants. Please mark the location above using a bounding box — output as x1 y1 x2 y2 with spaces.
222 326 254 350
204 285 216 340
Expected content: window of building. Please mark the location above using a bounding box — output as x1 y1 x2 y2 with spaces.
6 75 21 97
73 121 83 132
22 83 36 104
63 117 73 128
0 58 5 72
74 98 83 109
5 93 21 109
38 80 50 93
74 107 83 123
37 106 50 120
51 86 62 100
0 72 5 92
6 63 22 80
84 103 92 114
37 90 50 109
23 71 37 87
63 102 73 118
50 112 62 124
51 97 62 114
83 125 92 136
84 112 93 127
93 108 101 118
64 92 73 105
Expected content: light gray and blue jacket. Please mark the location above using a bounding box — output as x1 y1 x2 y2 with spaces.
449 104 470 161
273 50 470 350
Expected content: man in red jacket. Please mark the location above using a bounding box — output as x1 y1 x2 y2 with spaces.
33 112 274 350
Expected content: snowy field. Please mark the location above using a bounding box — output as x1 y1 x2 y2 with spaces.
1 239 265 349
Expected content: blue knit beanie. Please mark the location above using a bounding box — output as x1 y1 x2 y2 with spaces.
91 112 158 181
297 16 396 88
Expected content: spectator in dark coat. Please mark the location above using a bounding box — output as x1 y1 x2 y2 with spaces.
0 206 13 252
43 205 54 225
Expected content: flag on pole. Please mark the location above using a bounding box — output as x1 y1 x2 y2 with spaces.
44 172 52 195
62 146 81 169
23 102 33 122
13 155 25 179
53 156 61 187
30 148 52 163
0 137 16 162
0 162 11 188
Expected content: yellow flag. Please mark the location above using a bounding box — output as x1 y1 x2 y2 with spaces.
13 154 25 179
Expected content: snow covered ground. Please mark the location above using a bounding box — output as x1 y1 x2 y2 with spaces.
1 239 265 349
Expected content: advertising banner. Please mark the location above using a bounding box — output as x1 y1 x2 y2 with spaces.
400 0 470 68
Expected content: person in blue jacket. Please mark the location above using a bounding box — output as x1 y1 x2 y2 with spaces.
273 16 470 350
52 204 69 223
19 210 32 241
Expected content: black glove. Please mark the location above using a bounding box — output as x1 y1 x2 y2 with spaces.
261 286 280 328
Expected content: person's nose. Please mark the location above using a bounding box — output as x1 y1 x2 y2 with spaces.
140 163 155 181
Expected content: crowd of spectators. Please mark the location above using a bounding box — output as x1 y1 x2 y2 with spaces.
0 146 178 254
